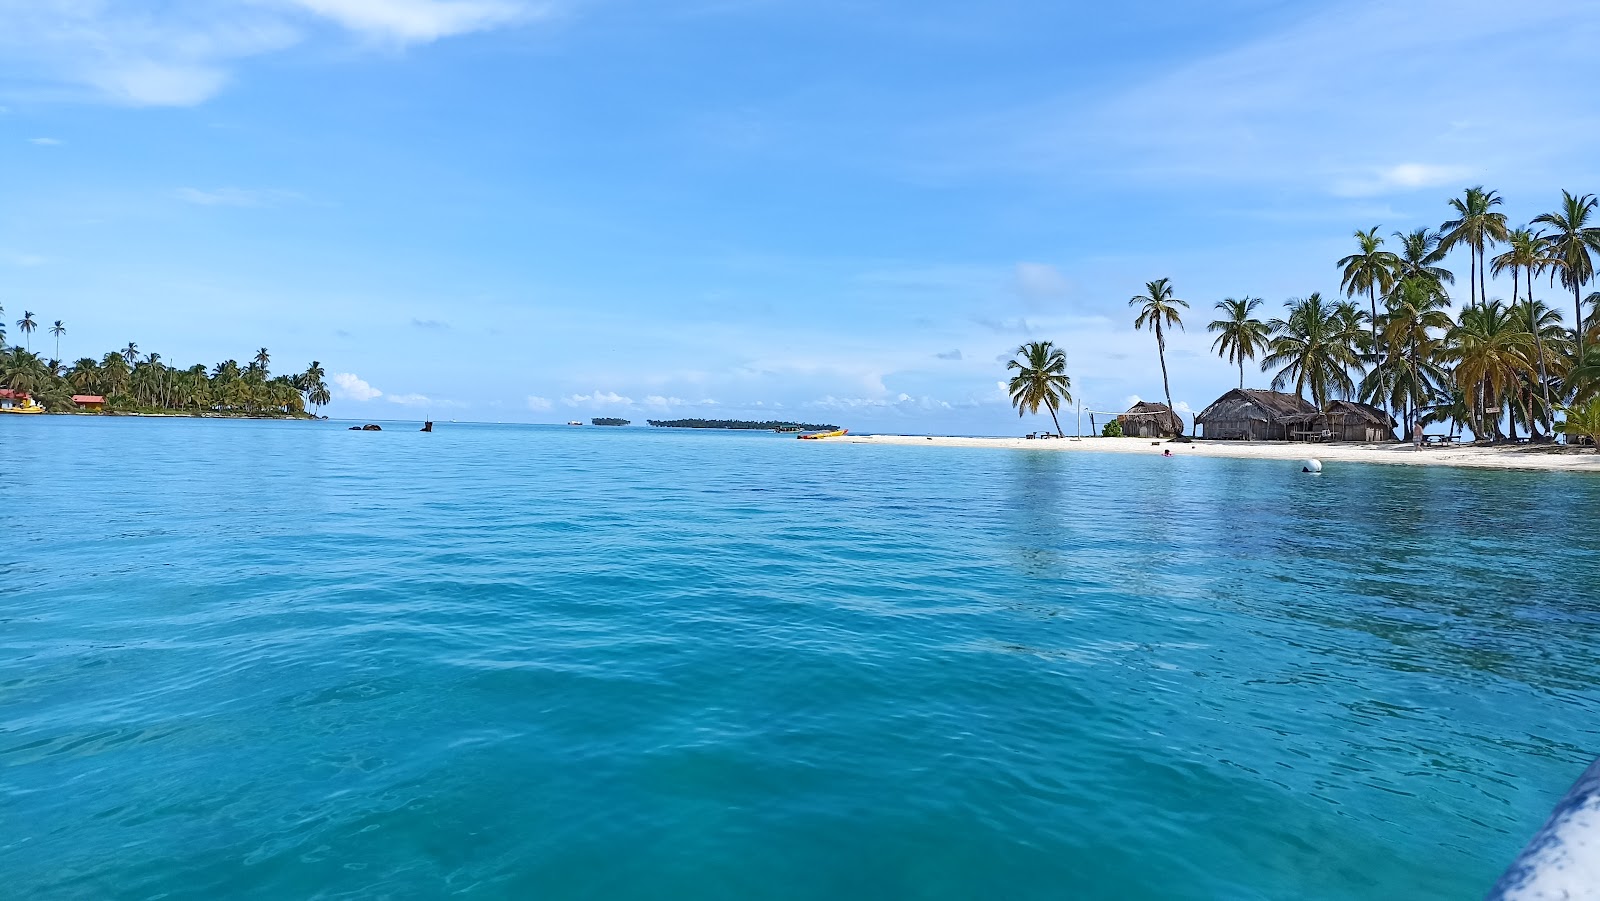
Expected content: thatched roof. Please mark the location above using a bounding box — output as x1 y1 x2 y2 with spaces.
1195 389 1317 423
1323 400 1397 428
1117 401 1184 432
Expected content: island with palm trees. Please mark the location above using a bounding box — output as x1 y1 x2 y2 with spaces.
927 184 1600 460
0 313 331 419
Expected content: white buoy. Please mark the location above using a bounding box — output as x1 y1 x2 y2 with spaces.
1301 458 1323 474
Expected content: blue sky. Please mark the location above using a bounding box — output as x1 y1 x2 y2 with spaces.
3 0 1598 432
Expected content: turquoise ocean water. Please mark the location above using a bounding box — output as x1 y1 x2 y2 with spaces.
3 417 1599 899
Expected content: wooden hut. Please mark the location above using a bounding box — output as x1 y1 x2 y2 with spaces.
1320 400 1397 442
1195 389 1317 440
1116 401 1184 438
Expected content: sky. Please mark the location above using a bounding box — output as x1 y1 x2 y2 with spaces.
3 0 1599 433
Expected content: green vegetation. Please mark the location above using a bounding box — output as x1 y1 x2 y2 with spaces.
1006 341 1072 437
592 417 630 426
1012 186 1600 443
1101 419 1122 437
1 308 329 417
646 419 838 430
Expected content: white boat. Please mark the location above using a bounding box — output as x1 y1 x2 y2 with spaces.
567 421 583 426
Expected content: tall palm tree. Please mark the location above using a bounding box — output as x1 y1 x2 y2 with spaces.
1338 227 1399 363
1493 229 1558 427
66 358 100 393
1261 293 1363 410
48 320 65 360
1006 341 1072 436
254 347 271 374
123 342 140 364
1445 300 1535 441
1207 297 1270 389
1378 278 1455 434
1532 191 1600 360
0 302 6 346
1440 186 1509 308
17 310 37 351
100 351 131 396
1393 228 1455 290
1129 278 1188 430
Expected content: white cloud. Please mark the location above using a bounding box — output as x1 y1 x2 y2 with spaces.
386 392 432 406
331 372 381 401
642 395 685 409
1014 262 1068 300
564 390 632 407
0 249 47 267
0 1 546 107
285 0 539 43
1331 163 1475 198
176 187 302 207
526 395 552 411
935 349 963 361
28 137 62 146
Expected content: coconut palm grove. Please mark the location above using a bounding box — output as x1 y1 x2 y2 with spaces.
0 312 331 418
1007 186 1600 444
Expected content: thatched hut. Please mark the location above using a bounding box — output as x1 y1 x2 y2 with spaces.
1195 389 1317 440
1116 401 1184 438
1320 400 1397 442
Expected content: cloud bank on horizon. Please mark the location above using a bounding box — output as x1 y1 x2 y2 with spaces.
2 0 1597 432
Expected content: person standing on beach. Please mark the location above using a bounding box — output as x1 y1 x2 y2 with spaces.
1413 422 1424 449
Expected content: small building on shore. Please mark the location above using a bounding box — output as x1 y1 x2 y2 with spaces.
1116 401 1184 438
0 388 31 411
73 394 107 413
1195 389 1317 441
1320 400 1397 442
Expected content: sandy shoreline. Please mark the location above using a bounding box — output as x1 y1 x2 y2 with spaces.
833 434 1600 473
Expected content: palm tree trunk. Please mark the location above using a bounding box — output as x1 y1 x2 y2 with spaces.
1238 355 1244 390
1577 281 1586 362
1155 323 1179 435
1047 405 1064 438
1478 246 1487 312
1529 274 1554 435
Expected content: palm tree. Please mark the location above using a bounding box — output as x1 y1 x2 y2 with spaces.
0 302 6 346
1006 341 1072 436
100 351 131 397
1338 227 1399 363
16 310 37 351
254 347 271 374
1393 228 1455 290
1261 293 1363 410
1440 186 1509 308
1560 395 1600 447
1532 191 1600 360
1493 229 1558 428
1129 278 1188 430
1207 297 1270 389
1378 278 1455 434
123 342 140 364
48 320 65 360
1445 300 1535 441
66 358 100 393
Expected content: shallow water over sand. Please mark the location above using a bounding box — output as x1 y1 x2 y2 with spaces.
3 417 1598 898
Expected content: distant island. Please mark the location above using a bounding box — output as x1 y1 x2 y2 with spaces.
647 419 840 431
592 417 630 426
1 307 328 419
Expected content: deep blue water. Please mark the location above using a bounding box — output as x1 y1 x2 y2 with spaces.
3 417 1599 899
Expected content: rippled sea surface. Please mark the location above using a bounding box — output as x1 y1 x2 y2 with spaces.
4 417 1600 899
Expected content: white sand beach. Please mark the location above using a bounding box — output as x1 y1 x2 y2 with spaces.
834 434 1600 473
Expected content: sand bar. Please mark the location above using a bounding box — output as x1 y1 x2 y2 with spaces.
834 434 1600 474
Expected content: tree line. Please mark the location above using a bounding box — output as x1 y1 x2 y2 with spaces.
1007 187 1600 443
1 308 331 417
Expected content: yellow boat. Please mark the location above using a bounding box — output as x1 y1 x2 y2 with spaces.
0 404 45 414
797 429 848 439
